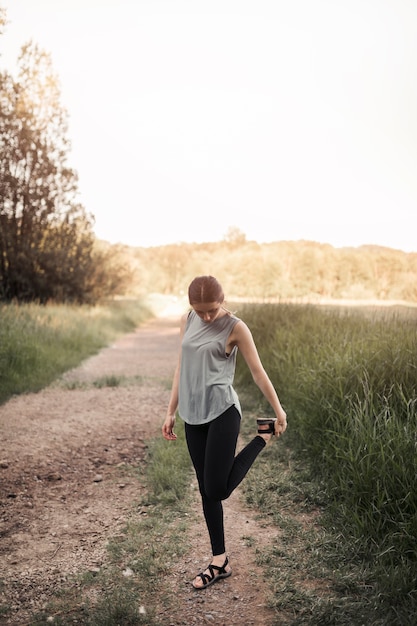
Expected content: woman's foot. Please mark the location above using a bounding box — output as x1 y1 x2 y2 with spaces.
192 554 232 589
257 418 276 443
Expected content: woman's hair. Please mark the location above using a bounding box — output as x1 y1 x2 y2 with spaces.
188 275 224 304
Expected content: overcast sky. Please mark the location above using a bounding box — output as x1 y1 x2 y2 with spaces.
1 0 416 251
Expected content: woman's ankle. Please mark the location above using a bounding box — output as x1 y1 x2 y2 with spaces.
256 434 268 446
211 552 227 565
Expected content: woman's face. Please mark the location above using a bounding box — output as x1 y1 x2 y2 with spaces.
192 301 223 323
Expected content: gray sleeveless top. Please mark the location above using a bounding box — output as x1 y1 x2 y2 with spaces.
178 310 242 424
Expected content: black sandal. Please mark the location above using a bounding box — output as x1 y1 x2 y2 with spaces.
192 556 232 590
257 418 276 435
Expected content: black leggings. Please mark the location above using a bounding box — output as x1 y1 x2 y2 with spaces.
185 405 266 556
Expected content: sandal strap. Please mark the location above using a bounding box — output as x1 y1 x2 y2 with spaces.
199 556 229 583
257 418 276 434
193 556 230 589
196 570 212 586
210 556 228 575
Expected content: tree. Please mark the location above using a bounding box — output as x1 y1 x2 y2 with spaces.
87 240 134 301
223 226 247 247
0 41 95 302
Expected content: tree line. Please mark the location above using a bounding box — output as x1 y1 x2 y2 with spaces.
123 237 417 303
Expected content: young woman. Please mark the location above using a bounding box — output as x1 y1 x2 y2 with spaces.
162 275 287 590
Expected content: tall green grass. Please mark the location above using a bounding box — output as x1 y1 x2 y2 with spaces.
235 303 417 621
0 299 152 404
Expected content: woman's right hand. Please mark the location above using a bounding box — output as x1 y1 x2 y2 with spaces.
274 408 287 437
162 414 177 440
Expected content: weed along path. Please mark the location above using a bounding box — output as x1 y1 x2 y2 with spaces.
0 313 280 625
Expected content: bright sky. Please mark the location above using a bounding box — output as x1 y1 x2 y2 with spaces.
1 0 416 251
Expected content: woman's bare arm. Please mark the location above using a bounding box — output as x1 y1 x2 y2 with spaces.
162 313 188 440
232 321 287 436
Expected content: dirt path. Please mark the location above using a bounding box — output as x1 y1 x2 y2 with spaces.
0 314 281 625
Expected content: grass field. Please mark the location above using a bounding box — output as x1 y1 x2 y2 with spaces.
0 299 152 405
235 302 417 624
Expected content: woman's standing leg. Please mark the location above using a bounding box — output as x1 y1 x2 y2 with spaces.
185 421 226 555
